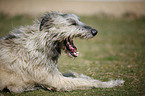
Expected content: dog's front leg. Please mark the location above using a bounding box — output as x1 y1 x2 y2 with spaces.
43 72 124 91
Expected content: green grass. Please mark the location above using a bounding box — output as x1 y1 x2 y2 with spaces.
0 13 145 96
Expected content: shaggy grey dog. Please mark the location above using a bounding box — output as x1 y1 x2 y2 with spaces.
0 12 124 92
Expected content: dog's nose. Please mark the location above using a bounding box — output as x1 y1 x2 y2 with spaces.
91 29 98 36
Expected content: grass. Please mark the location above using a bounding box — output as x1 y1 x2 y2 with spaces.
0 13 145 96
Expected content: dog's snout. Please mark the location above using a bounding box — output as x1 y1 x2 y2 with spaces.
91 29 98 36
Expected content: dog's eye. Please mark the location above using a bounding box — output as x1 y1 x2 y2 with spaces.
71 22 77 26
67 18 78 26
70 21 78 26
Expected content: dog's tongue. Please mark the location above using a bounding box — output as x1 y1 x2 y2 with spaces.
69 44 79 57
64 37 79 57
69 45 76 52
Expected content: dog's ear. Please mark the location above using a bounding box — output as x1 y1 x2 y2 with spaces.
39 15 53 31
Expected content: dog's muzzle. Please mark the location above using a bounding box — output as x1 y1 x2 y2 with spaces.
63 28 98 57
83 26 98 37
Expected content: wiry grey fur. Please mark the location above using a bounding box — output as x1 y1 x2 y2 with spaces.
0 12 124 93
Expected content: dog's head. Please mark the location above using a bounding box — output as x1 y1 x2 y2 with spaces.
39 12 98 57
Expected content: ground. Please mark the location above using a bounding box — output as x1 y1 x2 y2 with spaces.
0 13 145 96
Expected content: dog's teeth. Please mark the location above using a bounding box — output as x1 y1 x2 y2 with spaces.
74 52 79 57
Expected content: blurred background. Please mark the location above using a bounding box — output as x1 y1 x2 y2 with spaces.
0 0 145 17
0 0 145 96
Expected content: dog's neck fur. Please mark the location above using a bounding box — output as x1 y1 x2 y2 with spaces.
10 25 61 65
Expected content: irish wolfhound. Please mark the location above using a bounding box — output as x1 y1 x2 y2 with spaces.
0 12 124 92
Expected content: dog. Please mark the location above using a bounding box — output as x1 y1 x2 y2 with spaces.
0 12 124 92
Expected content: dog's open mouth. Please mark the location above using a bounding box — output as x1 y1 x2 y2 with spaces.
63 37 79 57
